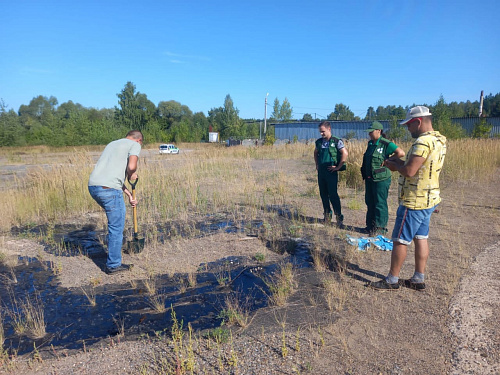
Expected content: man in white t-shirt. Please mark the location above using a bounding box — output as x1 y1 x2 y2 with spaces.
88 130 143 274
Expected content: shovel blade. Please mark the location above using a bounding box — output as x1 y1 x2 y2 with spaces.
125 234 145 254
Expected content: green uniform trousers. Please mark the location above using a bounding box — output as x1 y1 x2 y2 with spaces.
364 177 391 232
318 167 343 221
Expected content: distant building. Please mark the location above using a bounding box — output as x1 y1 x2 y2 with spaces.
272 117 500 141
208 132 219 143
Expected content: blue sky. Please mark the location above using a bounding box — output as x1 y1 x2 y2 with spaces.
1 0 499 119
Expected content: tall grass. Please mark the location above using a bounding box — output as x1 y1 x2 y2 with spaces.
2 140 499 232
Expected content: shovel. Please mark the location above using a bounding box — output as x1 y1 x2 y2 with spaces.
125 177 145 254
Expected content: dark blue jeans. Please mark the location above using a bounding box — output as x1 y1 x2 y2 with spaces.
88 186 126 269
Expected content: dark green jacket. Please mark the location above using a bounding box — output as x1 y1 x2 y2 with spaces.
361 137 393 182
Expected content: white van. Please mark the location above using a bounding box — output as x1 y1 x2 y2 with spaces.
159 144 180 154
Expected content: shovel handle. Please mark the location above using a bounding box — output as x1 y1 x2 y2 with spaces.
128 177 139 234
128 176 138 190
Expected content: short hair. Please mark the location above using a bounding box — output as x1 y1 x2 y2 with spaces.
422 115 433 124
319 121 331 128
126 130 143 140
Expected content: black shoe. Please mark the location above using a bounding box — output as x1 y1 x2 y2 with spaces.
369 279 400 290
401 279 426 291
336 216 344 228
105 264 133 275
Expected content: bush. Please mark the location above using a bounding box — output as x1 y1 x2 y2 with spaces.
471 117 492 138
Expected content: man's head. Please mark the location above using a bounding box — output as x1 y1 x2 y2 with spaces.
318 121 332 139
126 130 144 145
400 106 433 138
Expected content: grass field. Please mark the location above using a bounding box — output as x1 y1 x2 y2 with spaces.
0 138 499 374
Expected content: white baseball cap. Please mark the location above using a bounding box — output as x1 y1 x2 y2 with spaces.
400 106 432 125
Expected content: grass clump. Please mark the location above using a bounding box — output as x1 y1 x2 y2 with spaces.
218 294 250 328
321 273 348 312
264 262 296 306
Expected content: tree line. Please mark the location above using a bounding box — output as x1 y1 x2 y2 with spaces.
1 82 499 147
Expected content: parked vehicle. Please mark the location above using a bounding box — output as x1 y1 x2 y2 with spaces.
159 144 180 154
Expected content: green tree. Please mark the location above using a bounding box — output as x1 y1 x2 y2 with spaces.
471 117 492 138
386 116 408 141
279 98 293 121
431 95 466 139
264 125 275 145
157 100 192 131
365 106 376 120
271 98 280 121
208 95 243 139
328 103 354 121
0 99 25 146
192 111 209 141
301 113 313 121
115 82 156 131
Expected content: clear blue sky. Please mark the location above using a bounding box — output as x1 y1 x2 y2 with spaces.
1 0 499 119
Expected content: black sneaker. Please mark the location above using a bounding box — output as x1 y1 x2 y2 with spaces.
401 279 426 291
336 216 344 228
105 264 133 275
369 279 400 290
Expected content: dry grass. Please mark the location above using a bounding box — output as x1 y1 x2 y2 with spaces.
321 273 348 312
3 139 498 233
80 285 97 307
6 291 46 339
264 262 296 306
218 294 250 328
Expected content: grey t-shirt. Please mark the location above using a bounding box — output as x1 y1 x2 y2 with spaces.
88 138 141 190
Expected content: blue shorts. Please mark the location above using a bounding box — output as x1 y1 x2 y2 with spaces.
391 205 437 245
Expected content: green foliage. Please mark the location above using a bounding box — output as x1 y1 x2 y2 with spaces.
386 116 408 141
208 95 244 139
264 126 276 145
301 113 313 121
431 95 467 139
344 131 357 140
271 97 293 122
471 117 493 138
2 89 500 147
115 81 156 131
328 103 354 121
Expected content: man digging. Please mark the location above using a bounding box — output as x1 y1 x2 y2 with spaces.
370 106 446 291
88 130 143 275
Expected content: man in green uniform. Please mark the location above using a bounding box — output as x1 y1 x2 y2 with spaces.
361 121 405 235
314 121 348 226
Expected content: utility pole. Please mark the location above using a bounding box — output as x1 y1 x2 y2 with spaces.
479 90 484 117
264 93 269 134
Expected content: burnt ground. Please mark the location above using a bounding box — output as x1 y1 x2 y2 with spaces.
0 152 499 374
